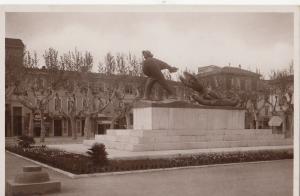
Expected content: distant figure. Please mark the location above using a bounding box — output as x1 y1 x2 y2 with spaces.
142 50 178 100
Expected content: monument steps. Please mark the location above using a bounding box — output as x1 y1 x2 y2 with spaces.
84 137 292 151
84 102 293 152
104 129 272 137
84 129 292 151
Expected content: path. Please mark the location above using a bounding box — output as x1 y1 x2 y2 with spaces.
5 152 293 196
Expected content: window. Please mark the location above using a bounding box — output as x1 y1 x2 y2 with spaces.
241 79 245 90
36 98 47 111
251 79 257 91
54 96 62 111
67 96 76 114
213 76 218 88
35 78 44 90
246 79 252 91
226 77 232 90
130 113 133 125
235 78 241 90
98 83 104 92
82 98 88 109
125 85 133 95
65 80 74 92
265 106 269 116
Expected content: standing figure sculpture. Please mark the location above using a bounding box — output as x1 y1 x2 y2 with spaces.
142 50 178 100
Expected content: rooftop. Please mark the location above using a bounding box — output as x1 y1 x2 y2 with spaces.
197 65 261 78
5 38 25 48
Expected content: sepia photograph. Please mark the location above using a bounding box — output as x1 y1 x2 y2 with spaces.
3 5 298 196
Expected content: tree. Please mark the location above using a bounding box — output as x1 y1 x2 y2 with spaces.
97 52 143 129
24 50 39 68
59 48 94 139
43 48 59 70
97 62 106 73
115 53 128 75
104 52 116 75
14 48 67 141
82 51 94 73
6 49 39 136
127 52 143 76
162 70 172 81
109 88 134 129
268 63 293 137
80 85 116 139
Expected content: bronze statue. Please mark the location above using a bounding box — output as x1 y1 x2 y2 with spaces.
179 71 239 107
142 50 178 100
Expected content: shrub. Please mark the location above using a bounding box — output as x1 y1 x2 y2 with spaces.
17 135 35 148
86 143 108 166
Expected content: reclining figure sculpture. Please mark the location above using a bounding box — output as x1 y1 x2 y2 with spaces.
179 71 240 107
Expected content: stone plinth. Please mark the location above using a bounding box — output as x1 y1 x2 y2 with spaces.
133 101 245 130
6 166 61 196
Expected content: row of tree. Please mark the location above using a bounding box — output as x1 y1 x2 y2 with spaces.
6 47 146 142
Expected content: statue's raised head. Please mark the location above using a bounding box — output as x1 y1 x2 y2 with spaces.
142 50 154 59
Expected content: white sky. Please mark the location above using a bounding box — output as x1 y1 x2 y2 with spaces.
5 12 294 77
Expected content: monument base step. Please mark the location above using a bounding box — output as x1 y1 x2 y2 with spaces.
84 129 293 152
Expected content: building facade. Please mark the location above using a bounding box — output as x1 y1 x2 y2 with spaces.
196 65 261 92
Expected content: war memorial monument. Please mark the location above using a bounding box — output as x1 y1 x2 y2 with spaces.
84 51 292 153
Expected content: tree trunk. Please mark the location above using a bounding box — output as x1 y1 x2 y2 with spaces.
287 112 293 138
70 117 77 140
84 116 92 139
253 112 258 129
255 120 259 129
40 112 46 142
110 116 118 129
28 112 34 137
281 113 287 136
125 113 131 129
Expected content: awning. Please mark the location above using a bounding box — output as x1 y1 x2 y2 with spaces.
97 113 106 117
268 116 283 127
97 120 112 124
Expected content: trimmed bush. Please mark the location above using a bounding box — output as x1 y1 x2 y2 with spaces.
86 143 108 166
17 135 35 148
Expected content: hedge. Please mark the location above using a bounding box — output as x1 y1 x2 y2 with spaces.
5 145 293 175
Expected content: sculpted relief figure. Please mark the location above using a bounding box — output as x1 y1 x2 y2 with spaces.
179 71 239 107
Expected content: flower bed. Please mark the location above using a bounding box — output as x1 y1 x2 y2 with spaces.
6 145 293 175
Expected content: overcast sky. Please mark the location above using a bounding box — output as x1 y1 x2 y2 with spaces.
6 12 294 77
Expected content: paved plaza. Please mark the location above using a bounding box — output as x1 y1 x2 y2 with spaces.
5 152 293 196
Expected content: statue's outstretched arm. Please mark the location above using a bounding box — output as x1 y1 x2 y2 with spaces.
154 58 178 73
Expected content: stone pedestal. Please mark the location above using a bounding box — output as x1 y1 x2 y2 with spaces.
84 101 292 151
133 101 245 130
6 166 61 196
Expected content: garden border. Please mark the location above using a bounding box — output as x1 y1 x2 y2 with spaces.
6 149 293 179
